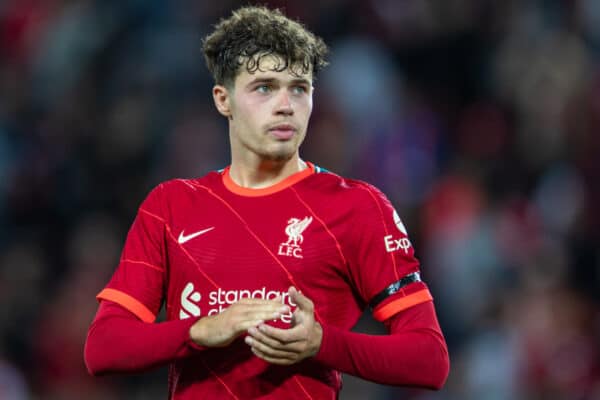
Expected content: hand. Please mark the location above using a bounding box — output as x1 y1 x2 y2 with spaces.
189 298 289 348
245 286 322 365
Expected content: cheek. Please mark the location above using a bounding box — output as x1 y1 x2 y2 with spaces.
295 97 313 118
303 104 313 125
233 98 262 125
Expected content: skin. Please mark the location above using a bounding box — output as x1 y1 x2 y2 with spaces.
189 297 290 348
245 286 323 365
212 54 313 188
189 55 323 364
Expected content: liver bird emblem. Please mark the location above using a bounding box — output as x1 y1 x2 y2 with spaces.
284 216 313 247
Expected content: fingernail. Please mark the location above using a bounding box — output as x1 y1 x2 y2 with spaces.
248 327 257 335
245 336 253 345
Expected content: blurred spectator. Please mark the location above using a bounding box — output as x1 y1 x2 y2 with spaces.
0 358 29 400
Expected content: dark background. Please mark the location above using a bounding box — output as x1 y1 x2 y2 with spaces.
1 0 599 399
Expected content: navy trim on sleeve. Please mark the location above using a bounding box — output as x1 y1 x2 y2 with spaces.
369 272 422 309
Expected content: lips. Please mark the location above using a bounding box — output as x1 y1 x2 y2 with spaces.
268 124 296 140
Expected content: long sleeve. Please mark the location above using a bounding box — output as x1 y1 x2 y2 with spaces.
84 301 204 375
314 301 449 389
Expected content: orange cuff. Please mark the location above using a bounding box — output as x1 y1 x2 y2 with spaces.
372 289 433 322
97 288 156 323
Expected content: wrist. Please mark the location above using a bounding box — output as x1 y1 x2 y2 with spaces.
189 317 209 347
313 322 341 365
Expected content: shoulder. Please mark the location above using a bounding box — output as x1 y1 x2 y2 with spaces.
152 170 222 195
142 170 222 206
304 166 392 210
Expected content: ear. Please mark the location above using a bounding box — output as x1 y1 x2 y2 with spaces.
212 85 232 119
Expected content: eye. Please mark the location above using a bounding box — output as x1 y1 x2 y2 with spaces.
291 85 308 95
256 84 271 93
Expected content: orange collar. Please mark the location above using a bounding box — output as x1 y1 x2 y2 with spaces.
222 162 315 197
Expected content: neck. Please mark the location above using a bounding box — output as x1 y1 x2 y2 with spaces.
228 155 307 189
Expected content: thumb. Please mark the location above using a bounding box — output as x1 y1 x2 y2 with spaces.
288 286 313 311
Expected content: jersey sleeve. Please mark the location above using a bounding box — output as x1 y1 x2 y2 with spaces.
345 183 432 322
96 184 168 323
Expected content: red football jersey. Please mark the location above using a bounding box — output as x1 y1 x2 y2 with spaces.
97 162 432 399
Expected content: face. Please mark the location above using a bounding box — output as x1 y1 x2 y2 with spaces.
213 54 313 163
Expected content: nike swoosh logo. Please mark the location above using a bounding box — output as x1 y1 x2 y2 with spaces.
178 227 215 244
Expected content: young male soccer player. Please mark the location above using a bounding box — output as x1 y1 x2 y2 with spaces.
84 6 449 399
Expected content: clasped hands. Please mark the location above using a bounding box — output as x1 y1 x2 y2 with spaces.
189 286 322 365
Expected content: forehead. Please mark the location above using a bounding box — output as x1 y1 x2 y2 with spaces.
234 53 313 84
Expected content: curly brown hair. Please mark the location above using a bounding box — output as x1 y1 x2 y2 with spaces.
202 6 328 87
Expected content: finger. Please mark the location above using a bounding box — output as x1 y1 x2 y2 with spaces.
288 286 313 311
241 307 289 322
251 347 293 365
230 314 283 335
247 326 286 349
237 297 284 306
247 326 305 352
233 319 265 333
256 323 305 344
231 303 289 319
245 336 298 364
247 337 295 359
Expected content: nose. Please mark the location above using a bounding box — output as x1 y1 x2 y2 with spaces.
275 90 293 115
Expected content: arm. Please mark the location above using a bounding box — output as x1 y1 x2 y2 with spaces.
85 183 290 376
84 301 201 375
314 301 449 389
246 288 449 390
85 299 289 376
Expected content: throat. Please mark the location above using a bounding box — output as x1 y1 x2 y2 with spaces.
228 159 308 189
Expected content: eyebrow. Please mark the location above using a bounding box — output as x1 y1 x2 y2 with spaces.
246 77 312 87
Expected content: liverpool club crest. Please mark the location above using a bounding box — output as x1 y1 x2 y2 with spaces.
278 216 313 258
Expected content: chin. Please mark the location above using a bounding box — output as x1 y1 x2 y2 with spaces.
266 153 294 162
258 143 297 162
260 149 294 162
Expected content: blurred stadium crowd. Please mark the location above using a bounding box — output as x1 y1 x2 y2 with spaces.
1 0 599 399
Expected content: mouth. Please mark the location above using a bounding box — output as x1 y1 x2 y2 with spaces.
268 124 297 140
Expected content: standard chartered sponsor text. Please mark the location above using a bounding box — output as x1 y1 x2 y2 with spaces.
181 284 296 323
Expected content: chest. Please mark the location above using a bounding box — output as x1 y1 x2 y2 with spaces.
163 191 350 318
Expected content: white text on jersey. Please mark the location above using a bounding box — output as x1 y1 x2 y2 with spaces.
384 235 412 254
179 285 296 323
